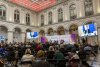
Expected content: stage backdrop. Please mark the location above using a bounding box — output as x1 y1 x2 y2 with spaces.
42 34 75 44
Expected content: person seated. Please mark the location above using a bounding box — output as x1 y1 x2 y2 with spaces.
35 50 45 62
34 50 50 67
47 46 55 59
0 60 4 67
69 49 80 67
21 49 35 67
78 48 90 67
46 46 55 65
54 47 66 67
59 45 66 56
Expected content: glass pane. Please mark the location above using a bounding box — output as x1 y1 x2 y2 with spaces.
3 10 6 16
0 10 2 16
14 14 16 20
17 15 19 20
28 17 30 22
26 17 27 22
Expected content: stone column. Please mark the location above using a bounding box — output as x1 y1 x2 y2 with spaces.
54 30 57 35
97 0 100 13
53 9 57 23
97 28 100 45
66 5 70 20
45 32 48 36
8 31 13 43
77 0 85 18
93 0 98 14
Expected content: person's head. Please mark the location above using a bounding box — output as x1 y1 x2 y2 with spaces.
55 46 59 52
60 44 64 48
71 48 76 53
37 50 45 58
49 46 54 51
25 49 31 55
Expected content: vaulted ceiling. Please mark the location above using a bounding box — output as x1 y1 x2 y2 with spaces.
8 0 57 12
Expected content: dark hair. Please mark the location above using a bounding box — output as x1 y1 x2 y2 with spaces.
26 51 31 54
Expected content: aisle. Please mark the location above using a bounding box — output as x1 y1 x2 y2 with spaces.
91 52 100 67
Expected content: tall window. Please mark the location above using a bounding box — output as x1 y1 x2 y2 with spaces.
85 0 93 16
69 4 77 20
26 13 30 25
41 15 44 26
14 10 20 23
0 5 6 20
48 12 52 24
58 8 63 22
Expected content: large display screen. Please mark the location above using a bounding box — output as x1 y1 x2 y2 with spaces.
27 32 39 39
78 23 97 37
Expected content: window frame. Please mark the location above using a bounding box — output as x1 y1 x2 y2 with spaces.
84 0 94 16
0 5 6 20
69 4 77 20
48 11 52 24
14 9 20 23
41 15 44 26
26 13 30 25
58 8 63 22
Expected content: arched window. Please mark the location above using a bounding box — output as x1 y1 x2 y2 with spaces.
48 12 52 24
58 8 63 22
85 0 93 16
69 24 78 34
57 26 65 35
48 28 54 36
14 10 20 23
0 5 6 20
39 30 45 36
26 13 30 25
41 15 44 26
69 4 77 20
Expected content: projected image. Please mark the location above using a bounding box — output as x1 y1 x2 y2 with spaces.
27 32 39 39
78 23 97 36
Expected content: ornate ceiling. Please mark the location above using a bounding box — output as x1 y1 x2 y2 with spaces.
8 0 58 12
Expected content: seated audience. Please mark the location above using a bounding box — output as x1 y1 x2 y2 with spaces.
21 49 35 67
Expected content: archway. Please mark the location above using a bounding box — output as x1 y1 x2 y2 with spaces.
57 26 65 35
0 26 8 42
69 24 78 43
39 30 45 36
47 28 54 36
69 24 78 34
26 29 32 32
13 28 21 42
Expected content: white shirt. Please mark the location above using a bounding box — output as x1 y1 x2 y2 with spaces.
21 54 34 62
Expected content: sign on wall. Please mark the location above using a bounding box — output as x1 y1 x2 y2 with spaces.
27 32 39 39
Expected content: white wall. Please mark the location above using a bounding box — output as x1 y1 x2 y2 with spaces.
38 0 100 26
0 0 37 26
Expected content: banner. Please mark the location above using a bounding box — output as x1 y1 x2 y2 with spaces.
44 34 75 44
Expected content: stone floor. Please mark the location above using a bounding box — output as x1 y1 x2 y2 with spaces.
90 53 100 67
